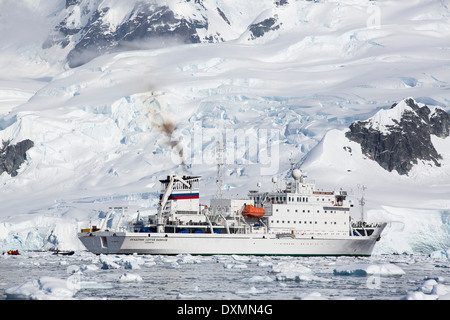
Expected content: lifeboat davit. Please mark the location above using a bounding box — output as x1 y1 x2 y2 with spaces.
242 205 265 218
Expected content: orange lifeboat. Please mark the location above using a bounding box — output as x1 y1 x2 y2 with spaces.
242 205 265 218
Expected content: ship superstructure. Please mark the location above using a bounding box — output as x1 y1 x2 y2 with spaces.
78 164 386 256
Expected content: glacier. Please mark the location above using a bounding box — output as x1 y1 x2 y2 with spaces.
0 0 449 254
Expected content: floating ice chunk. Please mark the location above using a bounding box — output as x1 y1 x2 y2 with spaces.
100 256 121 269
118 273 142 282
80 264 99 272
235 286 267 295
429 248 450 260
402 277 450 300
333 263 405 276
280 274 332 282
418 279 438 294
294 292 327 300
257 261 273 267
79 281 113 290
438 292 450 300
231 255 257 263
177 254 202 264
123 260 141 270
224 263 248 269
177 293 196 299
242 276 274 283
432 284 450 296
67 265 81 274
271 261 318 281
5 276 79 300
168 261 180 269
270 261 312 274
402 291 439 300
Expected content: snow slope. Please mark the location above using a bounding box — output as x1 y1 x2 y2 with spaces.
0 0 449 253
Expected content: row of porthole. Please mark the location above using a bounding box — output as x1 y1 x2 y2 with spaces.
275 209 341 214
271 220 346 225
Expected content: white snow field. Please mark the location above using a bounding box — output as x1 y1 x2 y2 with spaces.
0 0 448 256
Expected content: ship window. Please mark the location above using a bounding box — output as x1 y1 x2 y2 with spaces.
325 221 327 224
295 210 298 213
276 209 279 212
287 209 290 213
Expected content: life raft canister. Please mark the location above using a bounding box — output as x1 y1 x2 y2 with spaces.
242 205 265 218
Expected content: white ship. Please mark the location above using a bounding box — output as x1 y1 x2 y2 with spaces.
78 164 386 256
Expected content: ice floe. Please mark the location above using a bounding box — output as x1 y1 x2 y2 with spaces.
402 277 450 300
333 263 406 276
5 276 79 300
118 273 142 282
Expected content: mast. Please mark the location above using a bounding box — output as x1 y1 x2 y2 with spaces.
215 140 224 199
359 185 367 222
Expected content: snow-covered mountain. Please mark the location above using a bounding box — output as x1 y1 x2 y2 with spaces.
346 98 450 175
301 98 450 253
0 0 449 254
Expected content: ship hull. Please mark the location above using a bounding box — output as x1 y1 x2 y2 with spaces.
78 223 386 256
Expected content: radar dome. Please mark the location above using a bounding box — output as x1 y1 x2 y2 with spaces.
292 169 302 180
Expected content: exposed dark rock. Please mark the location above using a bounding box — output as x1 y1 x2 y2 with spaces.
276 0 289 6
0 139 34 177
65 0 80 8
345 98 450 175
216 7 230 25
248 17 280 40
47 2 210 68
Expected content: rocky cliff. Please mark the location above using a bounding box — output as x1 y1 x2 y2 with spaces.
345 98 450 175
0 139 34 177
